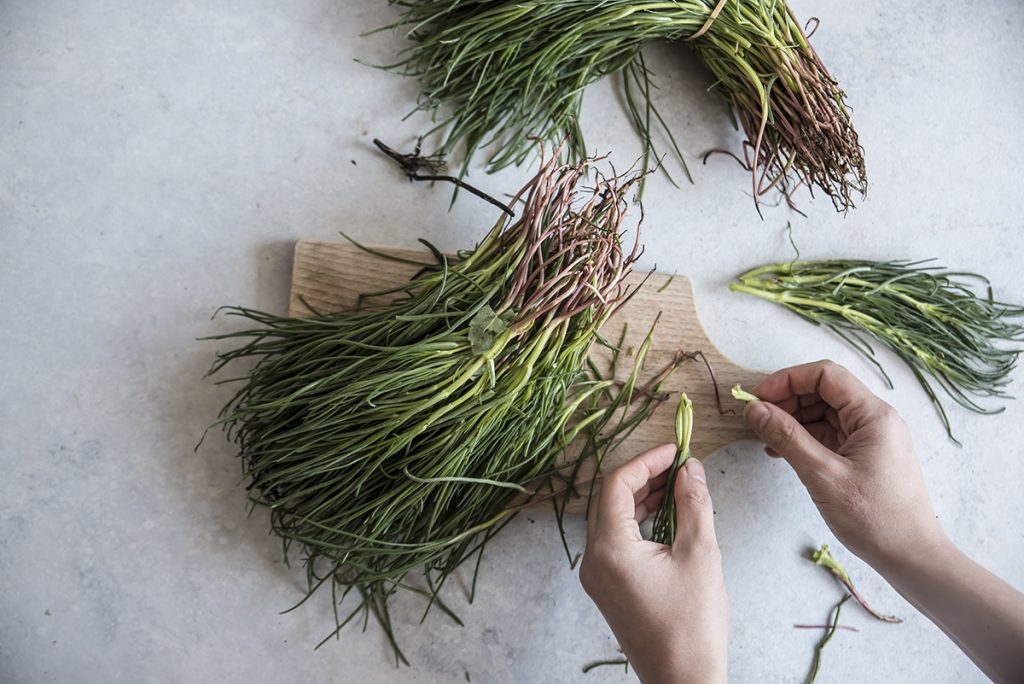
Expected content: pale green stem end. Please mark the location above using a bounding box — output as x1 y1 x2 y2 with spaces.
812 544 851 585
732 384 759 403
675 392 694 461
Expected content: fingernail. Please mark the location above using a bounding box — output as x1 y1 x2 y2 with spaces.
745 401 770 430
684 459 706 485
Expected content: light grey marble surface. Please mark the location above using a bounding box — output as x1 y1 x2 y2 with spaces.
3 1 1024 682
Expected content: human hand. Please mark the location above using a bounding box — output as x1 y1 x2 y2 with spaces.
579 444 728 684
743 360 949 572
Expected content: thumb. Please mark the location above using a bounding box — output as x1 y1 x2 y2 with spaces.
672 459 716 549
744 401 837 483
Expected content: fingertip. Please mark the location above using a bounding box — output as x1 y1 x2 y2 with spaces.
744 400 770 431
675 458 711 511
748 398 837 481
596 444 678 540
683 458 707 486
672 458 716 549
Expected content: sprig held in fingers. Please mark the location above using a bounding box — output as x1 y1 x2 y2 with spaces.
732 384 759 403
651 393 694 545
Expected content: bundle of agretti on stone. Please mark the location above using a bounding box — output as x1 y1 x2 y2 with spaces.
205 153 673 662
381 0 866 213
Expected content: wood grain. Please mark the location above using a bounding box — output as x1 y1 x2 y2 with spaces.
289 241 765 513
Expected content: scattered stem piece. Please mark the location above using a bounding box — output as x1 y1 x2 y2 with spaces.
582 658 630 674
794 624 859 633
813 544 902 623
805 594 851 684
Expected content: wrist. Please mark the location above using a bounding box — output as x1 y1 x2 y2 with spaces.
627 633 727 684
871 528 958 595
637 659 726 684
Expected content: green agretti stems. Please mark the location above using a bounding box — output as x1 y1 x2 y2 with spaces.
813 544 901 624
380 0 865 213
651 393 694 545
204 153 664 662
805 594 851 684
731 259 1024 443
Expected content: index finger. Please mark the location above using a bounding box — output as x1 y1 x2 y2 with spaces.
595 443 676 542
751 360 879 414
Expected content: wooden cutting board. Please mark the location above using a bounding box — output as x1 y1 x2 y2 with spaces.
289 241 765 513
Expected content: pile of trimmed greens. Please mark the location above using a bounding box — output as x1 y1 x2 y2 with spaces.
731 259 1024 441
206 155 675 661
381 0 865 211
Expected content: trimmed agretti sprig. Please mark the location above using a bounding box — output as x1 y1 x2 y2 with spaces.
205 154 658 662
651 393 694 545
381 0 865 212
731 259 1024 442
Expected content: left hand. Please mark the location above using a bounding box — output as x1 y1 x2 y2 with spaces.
579 445 729 684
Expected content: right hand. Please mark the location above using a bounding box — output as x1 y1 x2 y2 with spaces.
743 360 949 571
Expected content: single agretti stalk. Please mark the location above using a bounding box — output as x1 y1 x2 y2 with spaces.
813 544 901 623
204 153 657 663
651 393 694 545
805 594 851 684
731 259 1024 442
379 0 865 213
